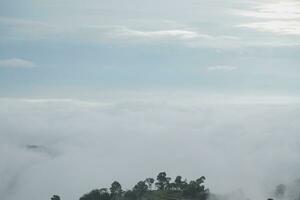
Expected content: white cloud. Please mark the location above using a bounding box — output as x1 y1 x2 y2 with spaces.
114 27 211 40
0 58 36 69
237 20 300 35
235 1 300 36
96 26 241 48
235 1 300 20
207 65 238 71
79 25 238 46
1 95 300 200
0 17 239 47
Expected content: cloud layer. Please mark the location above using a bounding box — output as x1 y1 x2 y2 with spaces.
1 94 300 200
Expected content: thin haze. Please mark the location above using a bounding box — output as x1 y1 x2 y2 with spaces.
0 0 300 200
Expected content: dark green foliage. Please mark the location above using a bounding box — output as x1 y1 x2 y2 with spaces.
77 172 209 200
100 188 111 200
155 172 171 191
79 189 101 200
133 181 148 199
182 177 208 200
174 176 187 191
110 181 123 200
79 188 111 200
51 195 61 200
124 190 137 200
110 181 122 194
175 176 182 187
145 178 155 190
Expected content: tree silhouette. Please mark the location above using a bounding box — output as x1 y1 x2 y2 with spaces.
133 181 148 200
155 172 171 191
145 178 155 190
182 176 208 200
110 181 122 200
79 189 101 200
100 188 111 200
64 172 210 200
174 176 186 191
51 195 61 200
124 190 137 200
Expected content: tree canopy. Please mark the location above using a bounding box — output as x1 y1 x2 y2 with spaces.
76 172 209 200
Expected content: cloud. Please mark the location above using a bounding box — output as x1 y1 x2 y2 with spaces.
207 65 238 71
0 17 239 47
1 94 300 200
0 58 36 69
94 25 241 48
237 21 300 36
235 1 300 36
112 27 212 40
235 1 300 20
77 25 239 47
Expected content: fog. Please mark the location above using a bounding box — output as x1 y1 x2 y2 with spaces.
1 94 300 200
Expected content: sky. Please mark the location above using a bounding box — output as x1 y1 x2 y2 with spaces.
0 0 300 200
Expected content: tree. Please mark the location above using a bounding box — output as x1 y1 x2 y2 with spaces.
183 180 198 198
196 176 206 192
100 188 111 200
79 189 101 200
174 176 185 191
166 182 177 191
196 176 206 186
133 181 148 200
155 172 171 191
110 181 122 194
110 181 122 200
76 172 210 200
124 190 137 200
51 195 61 200
182 177 208 200
145 178 154 190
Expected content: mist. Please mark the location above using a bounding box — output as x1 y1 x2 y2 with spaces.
1 93 300 200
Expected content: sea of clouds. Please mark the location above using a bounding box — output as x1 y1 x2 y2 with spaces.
1 93 300 200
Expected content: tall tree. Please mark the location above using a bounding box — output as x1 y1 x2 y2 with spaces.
145 178 155 190
182 176 208 200
175 176 184 191
155 172 171 191
110 181 122 200
100 188 111 200
133 181 148 200
196 176 206 192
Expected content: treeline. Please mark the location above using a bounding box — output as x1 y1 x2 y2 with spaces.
51 172 209 200
50 175 300 200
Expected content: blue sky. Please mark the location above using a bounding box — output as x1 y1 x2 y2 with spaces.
0 0 300 98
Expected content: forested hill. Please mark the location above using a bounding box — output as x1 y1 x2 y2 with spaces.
51 172 209 200
50 172 300 200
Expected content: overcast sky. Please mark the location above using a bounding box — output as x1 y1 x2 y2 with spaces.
0 1 300 200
